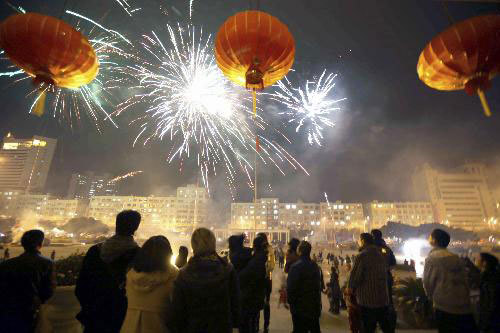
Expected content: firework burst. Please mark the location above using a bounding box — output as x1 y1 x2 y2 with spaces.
270 70 345 146
117 24 308 189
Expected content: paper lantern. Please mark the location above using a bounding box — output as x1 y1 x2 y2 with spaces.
417 15 500 116
215 10 295 91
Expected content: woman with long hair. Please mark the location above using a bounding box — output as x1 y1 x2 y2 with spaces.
121 236 178 333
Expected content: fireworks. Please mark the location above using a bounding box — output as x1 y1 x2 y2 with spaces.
117 24 308 188
0 11 132 130
109 171 144 184
270 70 345 146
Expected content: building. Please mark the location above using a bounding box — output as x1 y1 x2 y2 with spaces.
364 201 434 229
0 192 81 224
230 198 321 231
320 201 365 231
0 133 57 192
87 185 208 232
67 172 117 199
413 163 497 230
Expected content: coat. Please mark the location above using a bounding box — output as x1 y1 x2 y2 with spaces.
170 253 240 333
229 247 252 273
287 256 322 319
239 250 267 313
0 251 55 331
423 247 472 314
348 245 389 308
478 267 500 332
284 250 299 274
75 237 139 333
121 266 179 333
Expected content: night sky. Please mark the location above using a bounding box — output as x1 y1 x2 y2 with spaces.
1 0 499 208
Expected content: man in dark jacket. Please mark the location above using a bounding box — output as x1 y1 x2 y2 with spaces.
0 230 55 333
75 210 141 333
239 235 268 333
348 233 393 333
476 253 499 333
287 241 322 333
285 238 300 273
171 227 240 333
229 234 252 273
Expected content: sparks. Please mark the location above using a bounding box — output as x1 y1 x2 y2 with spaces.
270 70 345 146
109 171 144 184
117 24 308 189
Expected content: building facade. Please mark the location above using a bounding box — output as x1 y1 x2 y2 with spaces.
0 192 81 224
230 198 321 231
364 201 434 229
413 163 497 230
0 134 57 192
87 185 208 232
320 201 365 231
67 172 117 199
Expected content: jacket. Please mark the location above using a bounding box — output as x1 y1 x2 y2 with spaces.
171 253 240 333
229 247 252 273
287 256 322 319
265 244 276 279
348 245 389 308
478 267 500 332
285 250 299 274
0 251 55 315
121 266 179 333
423 247 472 314
239 250 267 312
75 237 139 332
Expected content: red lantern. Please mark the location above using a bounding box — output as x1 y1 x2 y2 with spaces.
417 15 500 116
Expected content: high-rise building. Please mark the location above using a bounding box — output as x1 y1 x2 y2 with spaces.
0 133 57 192
413 163 496 230
67 172 117 199
363 201 434 229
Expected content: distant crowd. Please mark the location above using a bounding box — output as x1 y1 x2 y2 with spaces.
0 209 498 333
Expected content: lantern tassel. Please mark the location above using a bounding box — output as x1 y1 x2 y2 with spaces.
477 89 491 117
32 89 47 117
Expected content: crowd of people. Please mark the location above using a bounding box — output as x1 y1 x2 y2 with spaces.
0 209 498 333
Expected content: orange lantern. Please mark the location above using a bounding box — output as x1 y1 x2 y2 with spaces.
417 15 500 117
215 10 295 113
215 10 295 201
0 13 99 115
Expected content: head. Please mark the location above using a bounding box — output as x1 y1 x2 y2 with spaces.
115 210 141 236
371 229 382 240
132 235 173 273
178 245 189 258
253 235 267 252
297 240 312 257
358 233 374 248
228 234 245 252
478 252 498 272
429 229 450 248
288 238 300 252
257 232 269 245
191 227 216 256
21 230 44 253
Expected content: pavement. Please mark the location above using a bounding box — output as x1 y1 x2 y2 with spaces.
264 266 436 333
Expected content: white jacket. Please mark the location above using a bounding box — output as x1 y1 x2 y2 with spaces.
423 248 472 314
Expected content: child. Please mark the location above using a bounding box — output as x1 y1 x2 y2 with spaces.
278 273 288 309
